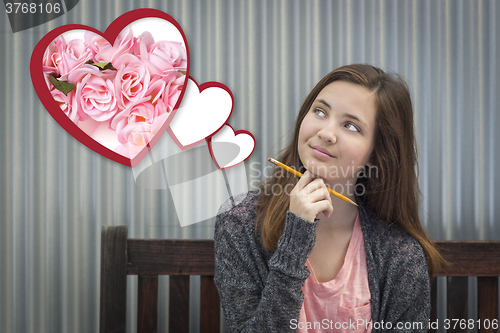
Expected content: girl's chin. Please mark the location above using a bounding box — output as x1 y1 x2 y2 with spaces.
306 170 335 182
304 164 336 178
302 166 353 184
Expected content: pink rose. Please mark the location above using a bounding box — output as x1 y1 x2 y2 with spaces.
138 40 187 76
113 53 151 109
57 39 93 81
94 27 135 64
133 31 155 58
45 73 81 122
144 74 171 105
52 90 79 122
44 68 53 89
84 32 109 62
51 89 80 122
139 56 173 77
110 99 169 141
43 37 66 75
148 40 187 70
69 65 118 122
163 75 186 112
161 74 185 113
144 71 185 111
109 98 154 136
114 112 169 158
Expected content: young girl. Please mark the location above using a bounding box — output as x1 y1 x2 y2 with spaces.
214 64 446 332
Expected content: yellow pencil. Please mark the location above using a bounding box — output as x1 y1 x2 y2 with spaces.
267 157 358 206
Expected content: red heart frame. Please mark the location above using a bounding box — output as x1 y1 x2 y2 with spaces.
30 8 190 167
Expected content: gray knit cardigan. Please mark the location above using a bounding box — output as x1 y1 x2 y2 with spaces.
214 190 430 332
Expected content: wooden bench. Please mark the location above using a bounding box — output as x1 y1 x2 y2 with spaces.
100 226 500 332
100 226 219 333
430 241 500 333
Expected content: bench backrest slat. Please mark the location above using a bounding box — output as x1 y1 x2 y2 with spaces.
169 275 190 333
138 275 158 333
201 276 221 332
477 277 499 333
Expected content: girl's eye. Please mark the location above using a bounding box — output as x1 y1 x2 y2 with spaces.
314 108 326 117
345 122 360 132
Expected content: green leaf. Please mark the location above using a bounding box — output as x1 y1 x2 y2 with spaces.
91 62 108 69
102 62 116 71
178 70 187 75
48 74 76 96
90 62 117 70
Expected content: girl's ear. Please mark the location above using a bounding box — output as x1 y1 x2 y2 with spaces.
366 155 375 167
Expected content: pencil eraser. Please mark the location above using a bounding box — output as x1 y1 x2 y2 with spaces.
268 157 271 161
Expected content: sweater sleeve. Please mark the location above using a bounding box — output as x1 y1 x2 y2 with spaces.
378 237 431 333
214 204 317 332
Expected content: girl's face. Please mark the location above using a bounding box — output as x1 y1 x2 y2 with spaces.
297 81 378 187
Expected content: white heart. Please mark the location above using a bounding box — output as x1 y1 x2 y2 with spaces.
168 77 233 149
209 124 255 169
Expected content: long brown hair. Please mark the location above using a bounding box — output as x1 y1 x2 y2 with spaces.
255 64 447 277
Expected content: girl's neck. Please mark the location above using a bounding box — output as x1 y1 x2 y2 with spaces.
323 177 358 202
315 194 359 232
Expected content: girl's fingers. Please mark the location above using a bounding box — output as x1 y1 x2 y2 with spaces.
290 170 334 222
310 188 334 218
293 170 315 192
322 202 334 218
313 200 334 217
303 177 328 195
304 186 331 204
307 183 333 218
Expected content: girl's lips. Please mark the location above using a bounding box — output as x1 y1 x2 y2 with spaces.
311 146 335 159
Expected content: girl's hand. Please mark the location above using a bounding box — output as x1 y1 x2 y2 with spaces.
289 170 334 223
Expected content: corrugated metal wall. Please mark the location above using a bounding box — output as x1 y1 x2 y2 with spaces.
1 0 499 332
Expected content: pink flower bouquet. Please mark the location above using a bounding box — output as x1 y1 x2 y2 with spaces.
43 28 187 158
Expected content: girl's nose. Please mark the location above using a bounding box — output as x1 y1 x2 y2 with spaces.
317 127 337 144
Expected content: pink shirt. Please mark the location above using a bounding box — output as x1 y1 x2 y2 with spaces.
297 213 371 332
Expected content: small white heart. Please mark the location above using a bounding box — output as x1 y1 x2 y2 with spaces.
209 124 255 169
